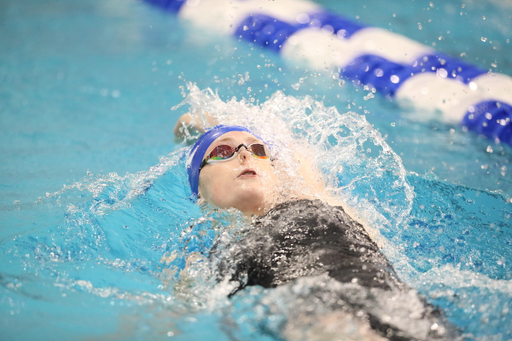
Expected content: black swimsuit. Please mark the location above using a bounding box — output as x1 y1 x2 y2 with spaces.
214 199 456 341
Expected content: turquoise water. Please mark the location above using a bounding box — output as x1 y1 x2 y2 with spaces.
1 0 511 340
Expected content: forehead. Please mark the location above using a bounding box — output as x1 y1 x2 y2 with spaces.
203 131 262 156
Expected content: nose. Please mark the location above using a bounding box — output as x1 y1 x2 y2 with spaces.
237 147 251 163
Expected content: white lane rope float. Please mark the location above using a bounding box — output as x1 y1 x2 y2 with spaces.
145 0 512 147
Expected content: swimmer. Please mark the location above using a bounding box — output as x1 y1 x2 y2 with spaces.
174 114 458 341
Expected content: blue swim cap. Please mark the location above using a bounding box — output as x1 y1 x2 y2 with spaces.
186 125 260 199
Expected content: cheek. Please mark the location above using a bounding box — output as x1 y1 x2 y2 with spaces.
198 173 217 202
198 161 277 208
198 166 231 206
258 163 278 184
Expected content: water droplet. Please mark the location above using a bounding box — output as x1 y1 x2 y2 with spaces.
296 13 310 24
481 37 488 42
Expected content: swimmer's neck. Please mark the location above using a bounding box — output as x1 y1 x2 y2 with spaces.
240 194 323 218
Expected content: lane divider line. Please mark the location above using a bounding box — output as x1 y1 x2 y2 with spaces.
145 0 512 146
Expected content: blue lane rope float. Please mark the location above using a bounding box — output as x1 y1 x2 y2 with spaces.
145 0 512 147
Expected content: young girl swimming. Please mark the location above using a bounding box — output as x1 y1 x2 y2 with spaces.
175 115 458 341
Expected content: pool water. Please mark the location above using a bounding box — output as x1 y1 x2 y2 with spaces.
0 0 511 340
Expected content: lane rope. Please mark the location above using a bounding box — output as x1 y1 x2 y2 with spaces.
145 0 512 147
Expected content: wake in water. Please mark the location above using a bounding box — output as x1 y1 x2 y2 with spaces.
166 84 452 340
2 85 511 340
174 83 414 230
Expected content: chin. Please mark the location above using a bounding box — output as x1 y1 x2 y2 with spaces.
231 188 267 213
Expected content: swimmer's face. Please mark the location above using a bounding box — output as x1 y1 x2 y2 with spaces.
198 131 278 216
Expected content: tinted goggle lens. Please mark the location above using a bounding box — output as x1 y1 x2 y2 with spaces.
209 144 237 160
247 144 267 158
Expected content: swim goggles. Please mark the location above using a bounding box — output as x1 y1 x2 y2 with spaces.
199 143 270 171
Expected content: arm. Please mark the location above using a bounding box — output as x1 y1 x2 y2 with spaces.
294 151 378 244
290 145 367 230
293 147 328 198
174 112 218 145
